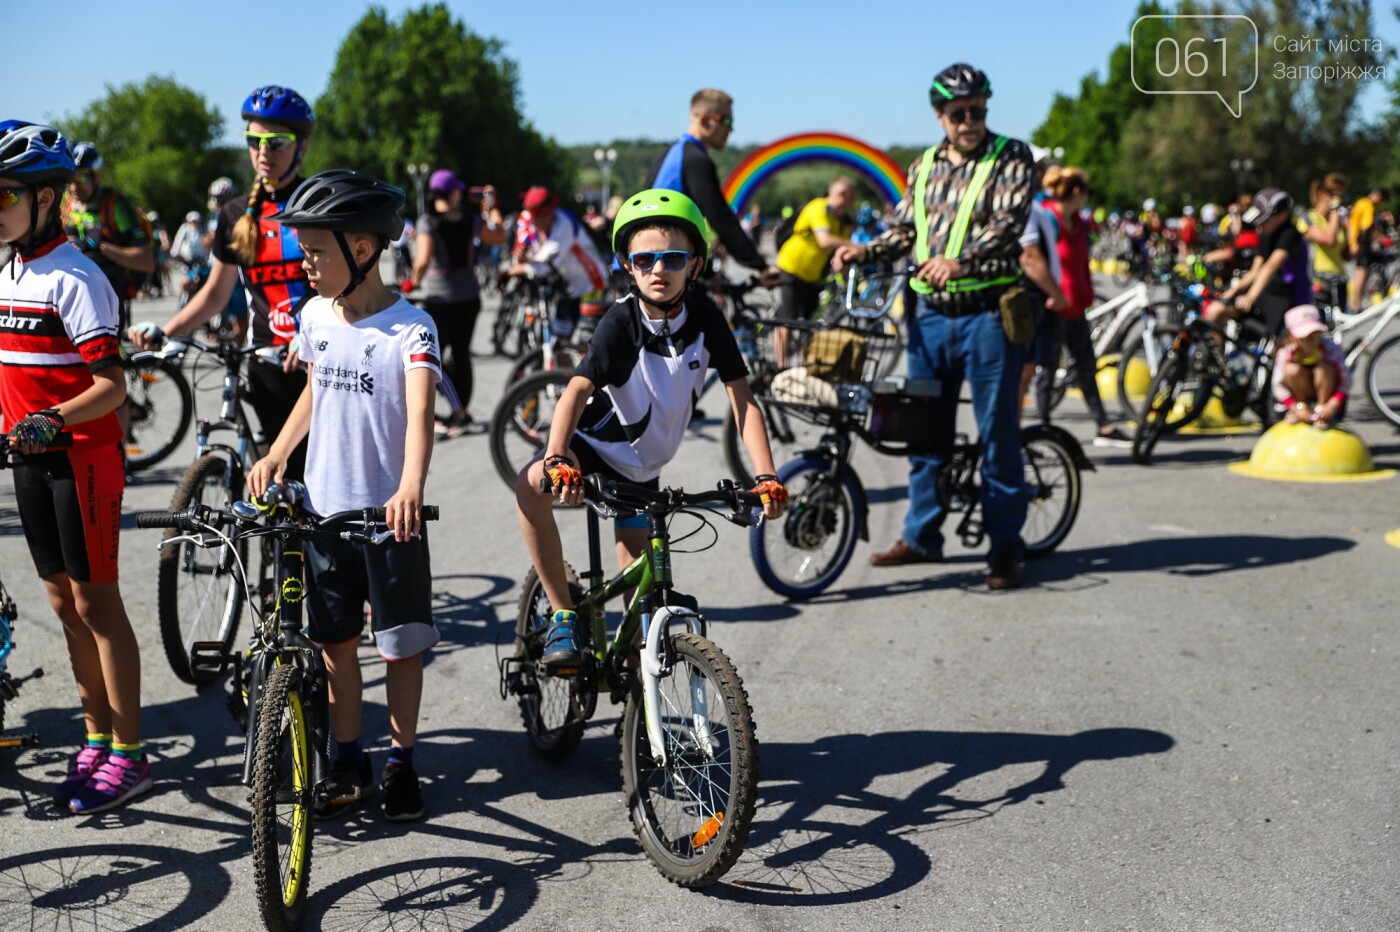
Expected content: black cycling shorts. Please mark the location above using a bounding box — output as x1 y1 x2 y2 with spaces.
304 531 438 661
12 444 124 584
775 272 825 321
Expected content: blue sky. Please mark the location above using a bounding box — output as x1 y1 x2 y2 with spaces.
15 0 1400 149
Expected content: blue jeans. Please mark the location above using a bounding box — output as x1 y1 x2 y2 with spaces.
902 299 1026 564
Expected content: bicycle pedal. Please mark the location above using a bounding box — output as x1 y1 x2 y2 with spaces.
190 642 232 676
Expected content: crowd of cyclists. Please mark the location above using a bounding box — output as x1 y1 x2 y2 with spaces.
0 62 1389 912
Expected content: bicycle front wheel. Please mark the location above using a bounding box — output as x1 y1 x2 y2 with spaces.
1132 342 1202 464
1021 426 1082 556
489 368 575 489
513 566 587 762
621 633 758 888
251 663 313 932
124 354 192 471
157 454 245 685
1366 333 1400 427
750 457 862 599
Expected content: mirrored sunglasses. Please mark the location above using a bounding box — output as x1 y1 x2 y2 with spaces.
628 250 693 272
245 131 298 152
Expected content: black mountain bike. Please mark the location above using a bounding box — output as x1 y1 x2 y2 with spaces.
138 483 437 931
155 338 287 685
1131 312 1276 465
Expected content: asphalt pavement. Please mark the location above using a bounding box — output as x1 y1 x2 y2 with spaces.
0 281 1396 931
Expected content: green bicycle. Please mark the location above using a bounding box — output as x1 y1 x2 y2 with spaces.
499 474 763 888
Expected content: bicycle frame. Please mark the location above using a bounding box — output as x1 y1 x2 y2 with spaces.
1337 293 1400 371
570 505 706 769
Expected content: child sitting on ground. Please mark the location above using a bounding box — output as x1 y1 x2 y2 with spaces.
1273 304 1350 429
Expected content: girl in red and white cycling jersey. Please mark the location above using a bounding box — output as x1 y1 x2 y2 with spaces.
0 122 151 813
129 85 317 476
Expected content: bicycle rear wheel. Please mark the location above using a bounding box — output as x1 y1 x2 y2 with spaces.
721 393 826 488
124 354 192 471
750 457 862 599
251 663 313 932
1020 426 1082 556
157 454 245 685
513 566 588 762
621 633 758 888
1365 333 1400 427
489 368 575 488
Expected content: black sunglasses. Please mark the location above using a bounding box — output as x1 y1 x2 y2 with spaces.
941 105 987 125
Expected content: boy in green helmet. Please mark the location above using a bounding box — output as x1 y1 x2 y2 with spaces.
515 188 787 667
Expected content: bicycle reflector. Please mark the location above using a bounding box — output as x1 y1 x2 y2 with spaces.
692 812 724 848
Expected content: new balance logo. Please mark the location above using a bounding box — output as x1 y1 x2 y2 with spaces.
315 340 329 351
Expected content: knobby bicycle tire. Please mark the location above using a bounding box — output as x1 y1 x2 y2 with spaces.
124 354 193 471
1365 332 1400 427
620 633 758 888
157 454 245 685
251 663 313 932
1020 426 1082 556
514 566 587 762
505 344 582 388
489 368 575 489
750 456 863 599
1132 343 1203 464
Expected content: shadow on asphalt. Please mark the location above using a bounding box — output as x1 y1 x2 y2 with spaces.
715 726 1174 906
1031 533 1355 581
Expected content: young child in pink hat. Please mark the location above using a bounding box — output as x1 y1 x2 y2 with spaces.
1272 304 1350 428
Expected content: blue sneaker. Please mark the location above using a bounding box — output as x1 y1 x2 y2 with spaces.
541 609 581 668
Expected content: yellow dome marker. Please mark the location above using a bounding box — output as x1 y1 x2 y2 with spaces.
1228 421 1395 483
1384 529 1400 549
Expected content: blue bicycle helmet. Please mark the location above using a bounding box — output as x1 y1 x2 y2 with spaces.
241 85 316 135
72 141 104 171
0 123 76 185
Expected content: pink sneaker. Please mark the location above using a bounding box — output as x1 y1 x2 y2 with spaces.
53 746 109 810
69 753 153 814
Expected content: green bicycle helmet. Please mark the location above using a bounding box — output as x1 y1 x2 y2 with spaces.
611 188 711 263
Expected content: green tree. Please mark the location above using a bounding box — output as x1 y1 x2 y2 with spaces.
310 4 574 215
61 76 240 228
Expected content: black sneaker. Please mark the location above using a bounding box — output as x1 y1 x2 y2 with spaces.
381 763 424 822
315 754 372 820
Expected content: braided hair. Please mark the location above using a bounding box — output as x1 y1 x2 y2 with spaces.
229 176 275 266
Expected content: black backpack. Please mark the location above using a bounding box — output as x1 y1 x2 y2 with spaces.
773 212 796 250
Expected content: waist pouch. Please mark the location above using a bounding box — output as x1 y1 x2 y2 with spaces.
999 286 1039 345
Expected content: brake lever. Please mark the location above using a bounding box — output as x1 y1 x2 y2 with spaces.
341 529 420 545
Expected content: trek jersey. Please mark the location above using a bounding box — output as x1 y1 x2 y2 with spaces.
212 185 311 347
0 237 123 449
574 292 747 483
647 135 767 270
298 296 441 516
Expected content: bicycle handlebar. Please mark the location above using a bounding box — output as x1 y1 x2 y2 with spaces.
135 504 440 533
538 473 763 513
0 434 75 469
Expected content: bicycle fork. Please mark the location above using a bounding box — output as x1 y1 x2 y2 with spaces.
639 604 707 769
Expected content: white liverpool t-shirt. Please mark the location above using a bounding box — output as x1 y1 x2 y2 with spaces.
298 296 441 515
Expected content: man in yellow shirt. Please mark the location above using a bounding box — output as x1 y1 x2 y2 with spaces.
1349 186 1389 312
773 177 856 365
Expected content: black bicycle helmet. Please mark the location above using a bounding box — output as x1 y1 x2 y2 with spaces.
929 62 992 108
71 141 104 171
1241 187 1292 227
271 170 406 298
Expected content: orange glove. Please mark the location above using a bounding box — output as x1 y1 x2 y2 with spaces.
750 474 788 507
544 454 582 489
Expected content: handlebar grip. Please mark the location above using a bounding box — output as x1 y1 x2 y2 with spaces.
135 512 183 529
361 506 439 522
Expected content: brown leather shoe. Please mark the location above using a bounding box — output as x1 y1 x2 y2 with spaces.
986 555 1023 590
870 540 943 567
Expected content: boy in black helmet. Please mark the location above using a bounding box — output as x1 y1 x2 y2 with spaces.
249 169 439 821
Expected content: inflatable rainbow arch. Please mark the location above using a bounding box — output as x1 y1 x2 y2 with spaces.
722 131 906 214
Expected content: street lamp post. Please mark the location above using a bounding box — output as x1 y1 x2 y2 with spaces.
593 147 618 208
1229 158 1254 199
407 162 430 219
